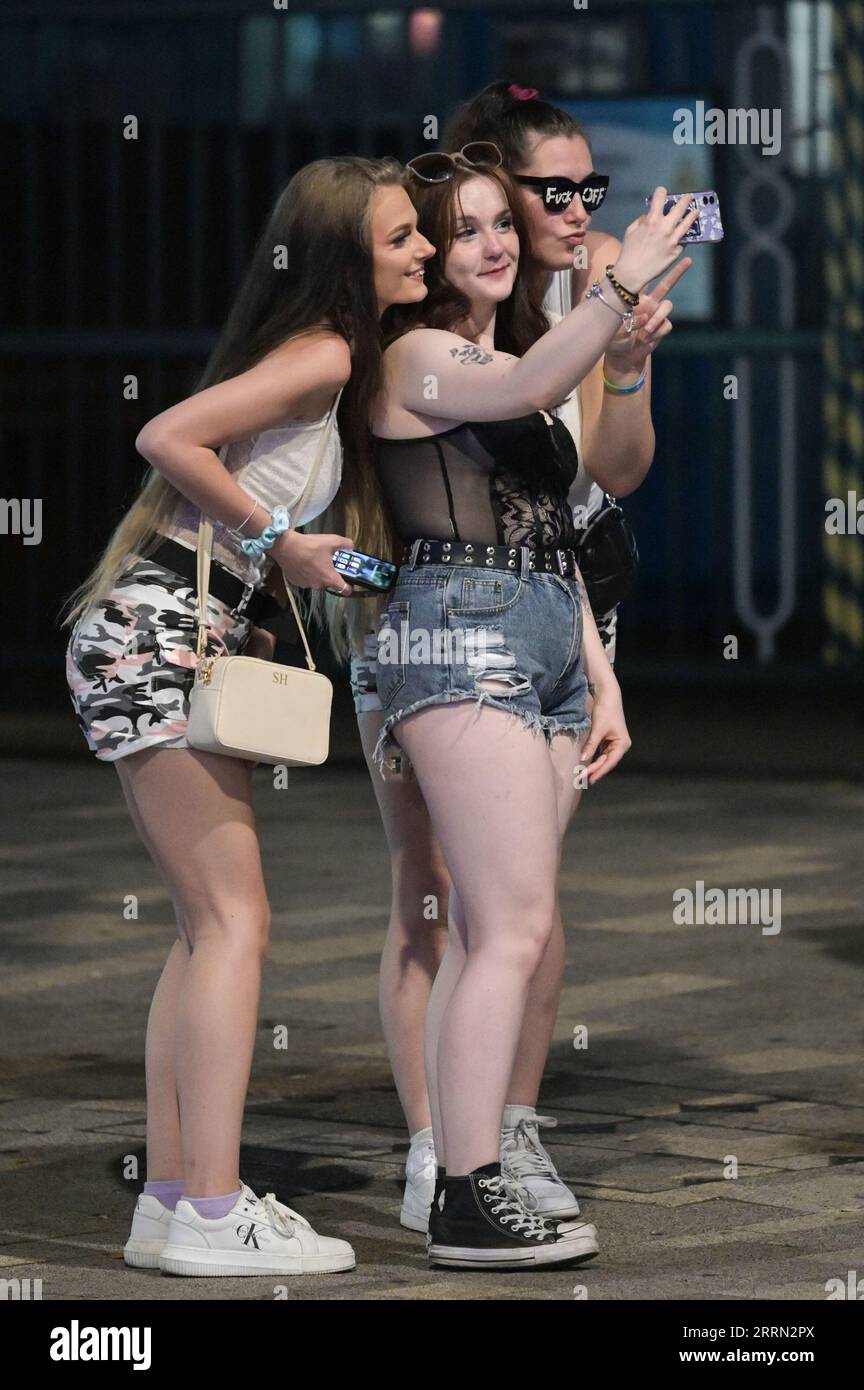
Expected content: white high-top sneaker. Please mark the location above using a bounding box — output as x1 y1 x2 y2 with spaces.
123 1193 174 1268
158 1183 355 1276
500 1105 582 1220
400 1126 437 1232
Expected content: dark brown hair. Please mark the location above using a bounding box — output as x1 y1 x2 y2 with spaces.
443 80 592 173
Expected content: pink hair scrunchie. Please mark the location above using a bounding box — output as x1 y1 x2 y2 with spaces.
508 84 539 101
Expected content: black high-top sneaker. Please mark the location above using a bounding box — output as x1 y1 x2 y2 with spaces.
432 1165 446 1220
433 1165 446 1208
424 1165 447 1254
428 1160 599 1269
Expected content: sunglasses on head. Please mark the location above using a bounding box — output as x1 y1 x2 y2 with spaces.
406 142 503 183
513 172 610 213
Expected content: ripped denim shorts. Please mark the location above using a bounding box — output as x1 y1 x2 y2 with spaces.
369 552 592 781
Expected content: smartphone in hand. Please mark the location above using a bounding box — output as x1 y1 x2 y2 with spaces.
646 190 723 242
331 547 397 594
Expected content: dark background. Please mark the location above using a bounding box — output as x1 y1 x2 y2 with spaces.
1 0 861 774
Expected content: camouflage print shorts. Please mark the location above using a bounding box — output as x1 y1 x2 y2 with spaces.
65 557 253 761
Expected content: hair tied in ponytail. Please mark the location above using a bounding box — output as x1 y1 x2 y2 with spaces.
507 84 539 101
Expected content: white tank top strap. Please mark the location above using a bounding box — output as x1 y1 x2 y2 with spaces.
159 388 344 586
542 268 604 521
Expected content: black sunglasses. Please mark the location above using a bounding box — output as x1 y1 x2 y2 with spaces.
513 172 610 213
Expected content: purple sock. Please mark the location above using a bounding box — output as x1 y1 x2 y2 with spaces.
143 1178 185 1212
183 1188 242 1219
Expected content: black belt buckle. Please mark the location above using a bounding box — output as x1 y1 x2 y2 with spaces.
556 548 569 576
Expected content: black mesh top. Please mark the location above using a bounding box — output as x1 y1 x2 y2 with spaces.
374 410 580 550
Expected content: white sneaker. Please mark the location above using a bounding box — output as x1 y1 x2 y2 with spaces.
400 1126 437 1232
158 1182 355 1276
123 1194 174 1268
500 1105 582 1221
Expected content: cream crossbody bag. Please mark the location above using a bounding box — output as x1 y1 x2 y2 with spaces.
185 390 342 767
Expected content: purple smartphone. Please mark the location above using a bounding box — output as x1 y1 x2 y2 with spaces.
645 190 724 242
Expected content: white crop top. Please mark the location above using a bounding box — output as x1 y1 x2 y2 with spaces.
156 402 343 587
541 270 605 522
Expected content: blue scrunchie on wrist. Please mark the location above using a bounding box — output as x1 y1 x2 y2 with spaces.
239 505 292 559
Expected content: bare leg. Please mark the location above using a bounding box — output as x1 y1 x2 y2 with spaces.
424 730 585 1159
115 747 270 1194
140 939 191 1179
394 703 561 1177
357 713 449 1136
504 909 566 1105
115 767 190 1180
506 730 585 1103
422 893 469 1165
360 706 585 1161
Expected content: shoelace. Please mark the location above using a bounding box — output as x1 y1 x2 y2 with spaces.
241 1184 311 1236
500 1114 560 1180
479 1173 552 1239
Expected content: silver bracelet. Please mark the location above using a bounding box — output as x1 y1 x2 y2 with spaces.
227 498 260 538
584 281 635 335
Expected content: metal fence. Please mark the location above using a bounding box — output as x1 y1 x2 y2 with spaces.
0 1 846 684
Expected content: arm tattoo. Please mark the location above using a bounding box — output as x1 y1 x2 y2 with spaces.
448 344 493 365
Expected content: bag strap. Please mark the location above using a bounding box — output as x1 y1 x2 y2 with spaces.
195 387 343 672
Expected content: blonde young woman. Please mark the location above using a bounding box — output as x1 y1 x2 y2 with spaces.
315 86 693 1243
60 156 435 1277
313 148 696 1266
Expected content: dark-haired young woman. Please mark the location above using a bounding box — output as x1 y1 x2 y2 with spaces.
328 85 693 1243
315 143 695 1266
61 157 435 1277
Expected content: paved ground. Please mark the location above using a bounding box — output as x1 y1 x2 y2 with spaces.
1 755 863 1301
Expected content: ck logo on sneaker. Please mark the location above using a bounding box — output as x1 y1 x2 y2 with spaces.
156 1183 354 1275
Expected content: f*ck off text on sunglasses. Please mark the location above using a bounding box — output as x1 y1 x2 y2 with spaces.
512 172 610 213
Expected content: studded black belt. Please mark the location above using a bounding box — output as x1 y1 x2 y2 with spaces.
401 538 580 578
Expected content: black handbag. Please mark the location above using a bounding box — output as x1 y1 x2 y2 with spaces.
573 495 639 619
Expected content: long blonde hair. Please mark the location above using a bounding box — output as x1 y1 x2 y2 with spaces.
304 484 402 665
59 155 405 628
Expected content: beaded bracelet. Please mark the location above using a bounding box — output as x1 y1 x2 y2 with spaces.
239 504 292 559
605 265 640 308
602 366 646 394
